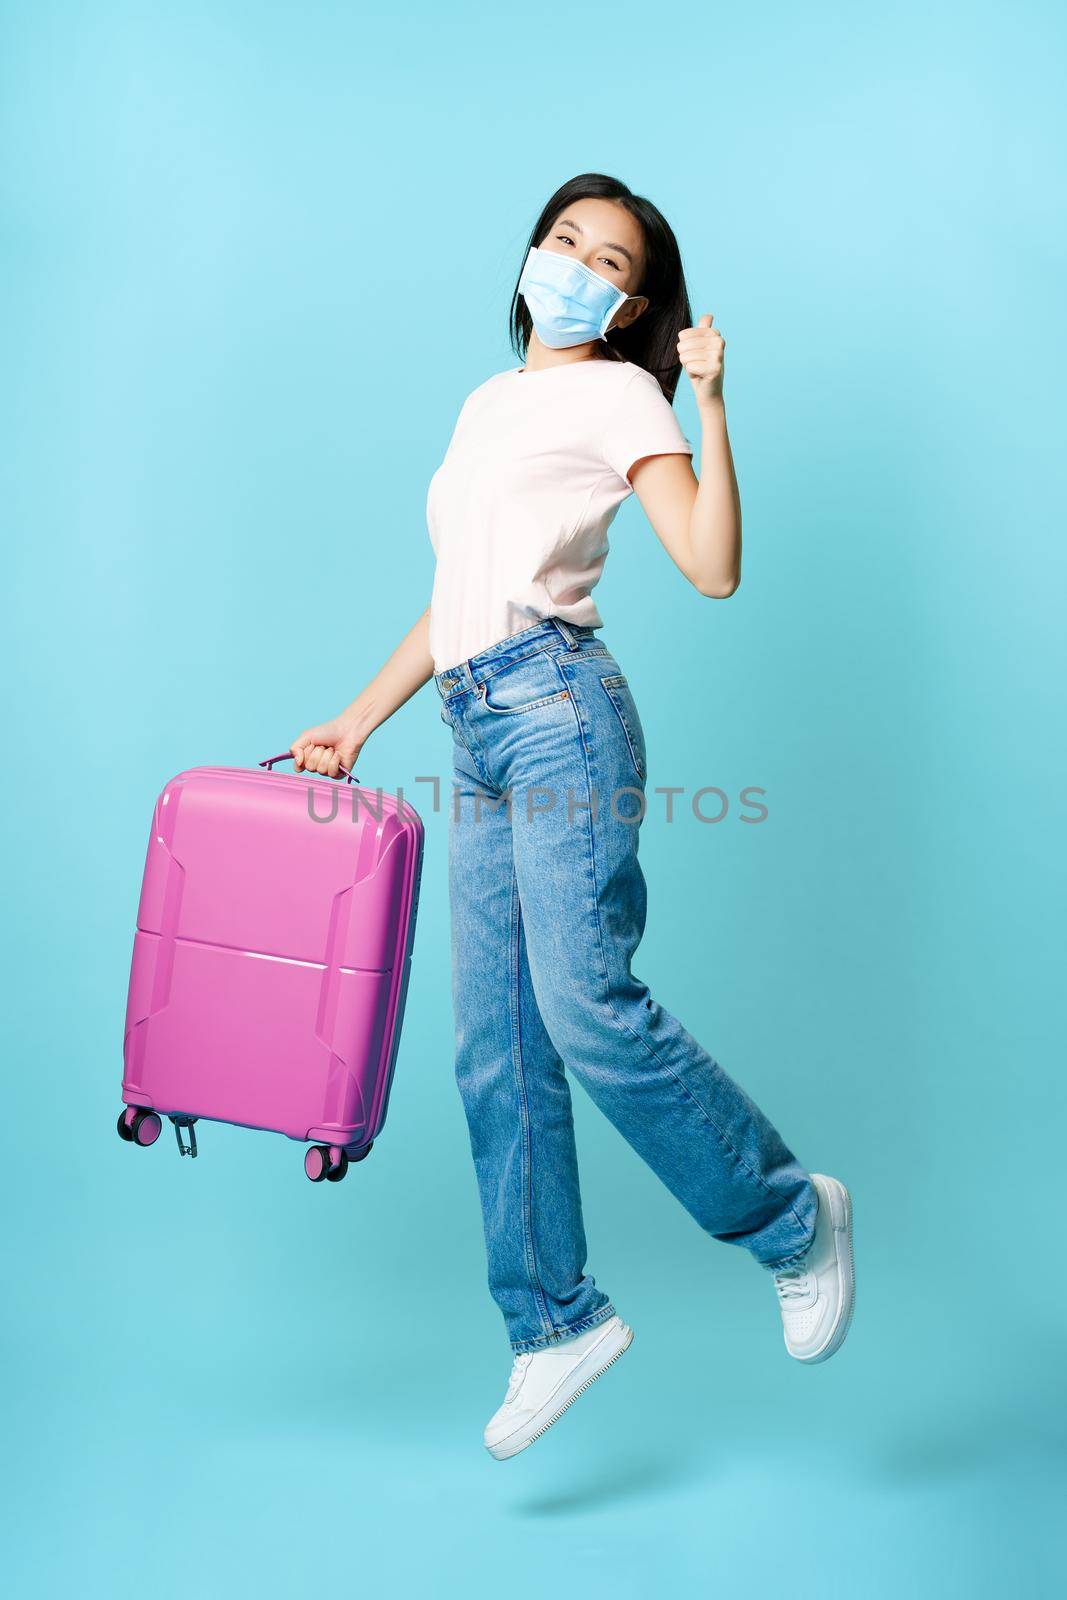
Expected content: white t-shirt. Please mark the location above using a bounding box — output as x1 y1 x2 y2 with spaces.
426 359 694 673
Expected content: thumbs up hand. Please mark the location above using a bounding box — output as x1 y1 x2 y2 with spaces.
678 313 725 409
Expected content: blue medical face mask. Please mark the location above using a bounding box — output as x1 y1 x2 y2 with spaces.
517 244 631 350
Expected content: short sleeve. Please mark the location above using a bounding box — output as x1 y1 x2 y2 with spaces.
442 375 496 454
445 390 475 447
601 369 694 486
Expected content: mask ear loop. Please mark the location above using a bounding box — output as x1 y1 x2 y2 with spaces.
601 287 630 338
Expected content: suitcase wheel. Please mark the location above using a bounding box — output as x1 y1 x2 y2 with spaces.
305 1145 349 1184
326 1151 350 1184
118 1108 162 1148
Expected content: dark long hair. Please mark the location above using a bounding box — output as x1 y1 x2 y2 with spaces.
508 173 692 404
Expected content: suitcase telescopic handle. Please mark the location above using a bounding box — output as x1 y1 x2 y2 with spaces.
259 752 358 785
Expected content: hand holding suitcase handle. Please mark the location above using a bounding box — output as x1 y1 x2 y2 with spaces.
259 752 359 785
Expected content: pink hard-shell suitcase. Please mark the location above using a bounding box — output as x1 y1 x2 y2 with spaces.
118 754 424 1184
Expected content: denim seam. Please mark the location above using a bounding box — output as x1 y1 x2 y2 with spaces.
510 1300 618 1354
448 700 496 792
568 676 814 1252
508 865 555 1344
599 677 646 784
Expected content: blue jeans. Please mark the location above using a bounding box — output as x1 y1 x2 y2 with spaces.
434 616 818 1353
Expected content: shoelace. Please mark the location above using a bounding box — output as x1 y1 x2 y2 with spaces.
505 1352 533 1401
773 1262 814 1304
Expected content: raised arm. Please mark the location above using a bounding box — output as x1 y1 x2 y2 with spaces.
290 604 434 778
629 314 742 599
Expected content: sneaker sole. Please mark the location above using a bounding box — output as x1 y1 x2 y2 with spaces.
792 1175 855 1365
485 1322 635 1461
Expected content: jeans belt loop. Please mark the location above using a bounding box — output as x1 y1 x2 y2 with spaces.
552 616 580 651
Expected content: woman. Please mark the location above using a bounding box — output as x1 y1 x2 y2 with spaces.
290 174 855 1460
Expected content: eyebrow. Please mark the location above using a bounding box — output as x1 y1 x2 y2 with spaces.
556 217 634 265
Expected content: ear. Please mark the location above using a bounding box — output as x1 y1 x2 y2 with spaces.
610 295 649 332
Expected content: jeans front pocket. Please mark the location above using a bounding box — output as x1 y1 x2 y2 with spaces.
478 651 572 715
599 674 647 782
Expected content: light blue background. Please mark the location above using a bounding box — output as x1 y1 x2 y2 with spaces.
3 2 1064 1594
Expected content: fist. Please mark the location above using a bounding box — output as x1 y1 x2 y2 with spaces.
290 716 364 780
678 313 725 405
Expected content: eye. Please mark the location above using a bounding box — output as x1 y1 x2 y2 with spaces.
555 233 576 247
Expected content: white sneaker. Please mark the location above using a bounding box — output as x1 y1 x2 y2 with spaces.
772 1172 854 1363
483 1314 634 1460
